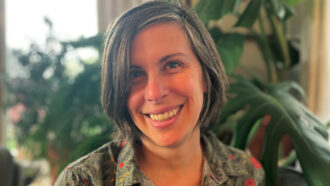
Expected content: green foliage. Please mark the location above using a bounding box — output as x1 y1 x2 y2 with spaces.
6 20 68 143
216 77 330 185
208 26 245 74
283 0 304 6
6 19 111 174
235 0 264 28
194 0 330 185
194 0 299 81
214 32 245 74
30 64 113 172
194 0 264 76
194 0 241 24
6 19 104 144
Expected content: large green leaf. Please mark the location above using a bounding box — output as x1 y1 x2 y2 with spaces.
267 0 297 20
235 0 264 28
215 33 245 74
194 0 241 24
282 0 304 6
218 76 330 186
268 0 286 19
282 2 295 21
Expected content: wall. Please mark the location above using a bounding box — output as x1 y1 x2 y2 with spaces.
283 0 329 123
303 0 330 123
319 0 330 123
97 0 150 33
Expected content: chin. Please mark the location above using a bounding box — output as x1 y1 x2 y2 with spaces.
150 131 194 148
157 138 182 148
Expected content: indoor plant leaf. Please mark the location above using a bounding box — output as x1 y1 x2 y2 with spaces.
268 0 297 20
268 0 286 19
31 64 112 173
235 0 264 28
282 0 304 6
218 76 330 186
194 0 241 24
282 2 295 21
215 33 245 74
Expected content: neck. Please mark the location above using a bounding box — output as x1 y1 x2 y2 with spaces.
137 129 203 173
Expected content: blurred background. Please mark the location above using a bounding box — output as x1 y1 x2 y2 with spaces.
0 0 329 185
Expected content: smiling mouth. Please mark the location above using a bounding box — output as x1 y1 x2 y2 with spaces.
146 107 181 122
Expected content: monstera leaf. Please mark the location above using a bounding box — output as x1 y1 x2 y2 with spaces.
217 76 330 186
195 0 264 28
194 0 241 24
235 0 264 28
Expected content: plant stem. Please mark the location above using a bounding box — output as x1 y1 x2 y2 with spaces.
269 15 291 81
278 150 297 167
238 63 263 83
257 15 275 83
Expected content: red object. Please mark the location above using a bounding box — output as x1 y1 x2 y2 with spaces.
228 154 234 160
244 178 255 186
119 162 124 168
250 156 262 169
248 115 292 159
121 141 126 149
82 178 88 185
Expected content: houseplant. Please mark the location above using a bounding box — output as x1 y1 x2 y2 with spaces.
5 19 113 180
191 0 330 185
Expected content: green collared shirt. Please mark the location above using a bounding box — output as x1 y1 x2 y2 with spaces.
55 132 265 186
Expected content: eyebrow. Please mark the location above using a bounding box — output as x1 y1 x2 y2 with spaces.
129 65 141 69
129 53 187 69
159 53 186 63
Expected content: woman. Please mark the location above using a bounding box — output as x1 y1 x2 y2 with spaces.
55 1 265 186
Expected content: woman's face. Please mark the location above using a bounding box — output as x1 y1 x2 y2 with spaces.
127 23 205 148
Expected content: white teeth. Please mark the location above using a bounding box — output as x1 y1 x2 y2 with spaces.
149 107 180 122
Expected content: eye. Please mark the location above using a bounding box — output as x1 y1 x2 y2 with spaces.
164 61 183 73
129 69 145 83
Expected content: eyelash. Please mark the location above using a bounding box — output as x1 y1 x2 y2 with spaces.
129 70 145 81
164 61 183 72
129 61 183 83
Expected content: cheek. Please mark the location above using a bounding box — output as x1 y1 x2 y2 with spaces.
179 75 205 105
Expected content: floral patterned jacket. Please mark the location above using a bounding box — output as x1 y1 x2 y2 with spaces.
54 132 265 186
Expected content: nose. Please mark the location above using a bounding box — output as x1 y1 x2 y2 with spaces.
144 75 168 103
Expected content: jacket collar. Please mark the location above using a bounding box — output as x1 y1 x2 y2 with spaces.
115 142 144 186
201 132 249 184
115 131 249 186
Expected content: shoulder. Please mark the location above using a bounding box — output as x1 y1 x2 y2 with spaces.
54 141 123 186
203 131 265 185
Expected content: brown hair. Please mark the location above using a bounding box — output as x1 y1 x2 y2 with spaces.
101 1 228 143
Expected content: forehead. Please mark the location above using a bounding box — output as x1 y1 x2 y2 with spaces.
133 22 189 46
130 23 193 63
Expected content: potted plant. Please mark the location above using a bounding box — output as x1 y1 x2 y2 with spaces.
5 19 113 182
188 0 330 185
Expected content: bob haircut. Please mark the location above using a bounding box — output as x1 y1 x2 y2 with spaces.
101 1 228 143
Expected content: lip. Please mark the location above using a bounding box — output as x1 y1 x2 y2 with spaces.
144 105 183 129
143 105 182 115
